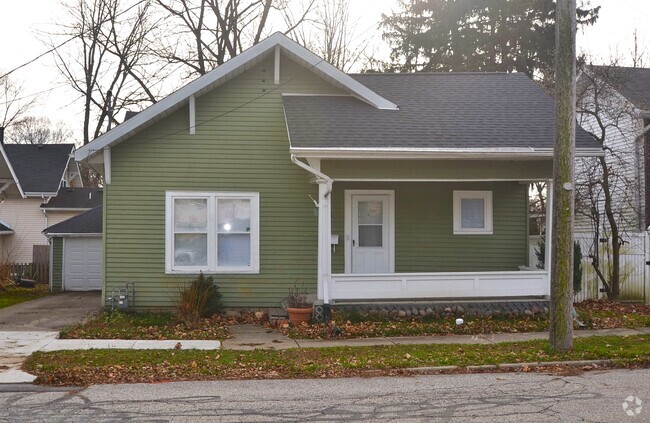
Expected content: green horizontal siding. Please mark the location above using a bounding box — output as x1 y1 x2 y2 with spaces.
51 237 63 292
106 55 344 309
322 160 552 180
331 182 528 273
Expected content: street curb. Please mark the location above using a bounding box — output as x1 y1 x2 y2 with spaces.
403 359 614 374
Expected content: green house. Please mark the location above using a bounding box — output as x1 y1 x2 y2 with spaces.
75 33 601 310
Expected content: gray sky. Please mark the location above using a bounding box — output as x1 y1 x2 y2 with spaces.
0 0 645 143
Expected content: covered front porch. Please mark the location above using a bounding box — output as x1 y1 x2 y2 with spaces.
297 158 554 305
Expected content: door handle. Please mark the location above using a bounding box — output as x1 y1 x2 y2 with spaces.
352 240 356 247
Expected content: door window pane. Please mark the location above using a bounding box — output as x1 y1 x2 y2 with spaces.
358 201 383 225
218 234 251 266
218 199 251 232
359 225 383 247
461 198 485 229
174 234 208 266
174 198 208 232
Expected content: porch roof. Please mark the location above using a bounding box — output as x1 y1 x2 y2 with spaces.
284 73 601 157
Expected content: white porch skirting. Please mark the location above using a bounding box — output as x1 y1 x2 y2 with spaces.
328 271 549 302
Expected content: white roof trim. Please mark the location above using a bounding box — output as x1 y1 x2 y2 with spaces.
0 218 12 230
75 32 397 162
290 147 604 159
44 233 102 238
0 143 25 198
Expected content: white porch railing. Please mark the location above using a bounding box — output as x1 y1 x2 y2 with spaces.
328 271 549 302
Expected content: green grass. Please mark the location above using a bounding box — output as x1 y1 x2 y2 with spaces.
0 286 49 309
24 334 650 386
60 311 229 340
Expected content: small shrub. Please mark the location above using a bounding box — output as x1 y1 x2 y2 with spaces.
176 272 222 323
285 285 312 308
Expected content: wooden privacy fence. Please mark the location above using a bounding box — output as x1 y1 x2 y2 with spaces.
1 263 49 284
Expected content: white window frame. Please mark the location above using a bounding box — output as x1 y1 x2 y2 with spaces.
453 190 493 235
165 191 260 274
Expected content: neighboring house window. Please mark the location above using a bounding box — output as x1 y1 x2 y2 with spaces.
453 191 493 235
165 192 259 274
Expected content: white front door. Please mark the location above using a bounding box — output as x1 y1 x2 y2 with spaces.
350 193 392 273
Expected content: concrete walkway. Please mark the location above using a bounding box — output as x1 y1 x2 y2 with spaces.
222 324 650 350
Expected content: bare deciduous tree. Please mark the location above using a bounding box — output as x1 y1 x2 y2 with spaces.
0 74 35 129
154 0 314 78
51 0 160 144
576 64 650 301
7 116 72 145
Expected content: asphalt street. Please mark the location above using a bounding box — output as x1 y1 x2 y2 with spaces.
0 368 647 422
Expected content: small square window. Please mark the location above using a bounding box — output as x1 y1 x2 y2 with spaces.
453 191 493 235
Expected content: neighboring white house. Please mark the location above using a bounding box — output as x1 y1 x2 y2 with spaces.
575 65 650 303
0 139 100 264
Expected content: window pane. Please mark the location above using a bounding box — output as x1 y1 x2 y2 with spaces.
174 198 208 232
359 225 382 247
461 198 485 229
218 199 251 232
218 234 251 266
358 201 382 225
174 234 207 266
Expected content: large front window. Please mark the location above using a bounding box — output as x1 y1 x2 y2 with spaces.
166 192 259 273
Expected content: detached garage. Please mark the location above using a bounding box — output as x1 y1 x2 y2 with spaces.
43 206 103 291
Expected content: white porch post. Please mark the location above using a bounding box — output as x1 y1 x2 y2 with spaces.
545 179 554 297
318 180 333 303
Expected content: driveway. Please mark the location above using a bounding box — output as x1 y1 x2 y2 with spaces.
0 292 100 332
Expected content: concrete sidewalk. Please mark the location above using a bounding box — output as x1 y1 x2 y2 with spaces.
222 324 650 351
0 332 221 383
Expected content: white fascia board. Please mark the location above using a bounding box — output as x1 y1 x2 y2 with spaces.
75 32 396 162
25 192 58 197
0 218 12 230
55 146 77 194
44 233 102 238
0 143 25 198
41 207 92 212
290 147 604 159
0 231 14 235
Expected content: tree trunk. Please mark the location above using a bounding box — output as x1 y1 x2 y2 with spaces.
549 0 576 352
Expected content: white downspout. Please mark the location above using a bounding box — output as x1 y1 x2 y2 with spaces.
290 154 333 304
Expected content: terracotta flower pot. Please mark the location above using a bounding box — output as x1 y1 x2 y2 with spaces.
287 307 312 324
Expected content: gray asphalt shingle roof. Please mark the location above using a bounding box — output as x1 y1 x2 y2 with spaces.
43 206 103 235
590 66 650 109
283 72 599 151
41 188 103 210
3 144 75 193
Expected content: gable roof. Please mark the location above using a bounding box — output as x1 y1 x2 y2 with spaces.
75 32 397 163
41 187 103 210
284 73 601 157
590 66 650 109
1 144 75 195
43 205 103 236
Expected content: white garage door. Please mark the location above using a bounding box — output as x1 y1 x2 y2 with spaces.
64 237 103 291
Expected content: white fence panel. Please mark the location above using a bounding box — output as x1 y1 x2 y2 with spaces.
574 232 648 303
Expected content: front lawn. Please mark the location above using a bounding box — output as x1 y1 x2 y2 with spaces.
0 285 49 309
60 311 230 340
24 334 650 386
282 301 650 339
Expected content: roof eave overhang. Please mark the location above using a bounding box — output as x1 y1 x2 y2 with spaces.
25 192 58 197
75 32 397 163
290 147 604 160
41 207 93 212
44 232 102 238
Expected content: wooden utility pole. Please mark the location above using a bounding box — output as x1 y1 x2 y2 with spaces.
550 0 576 352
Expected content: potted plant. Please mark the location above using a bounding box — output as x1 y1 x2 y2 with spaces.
285 286 312 324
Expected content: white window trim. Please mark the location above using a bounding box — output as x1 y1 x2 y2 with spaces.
453 190 493 235
165 191 260 274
